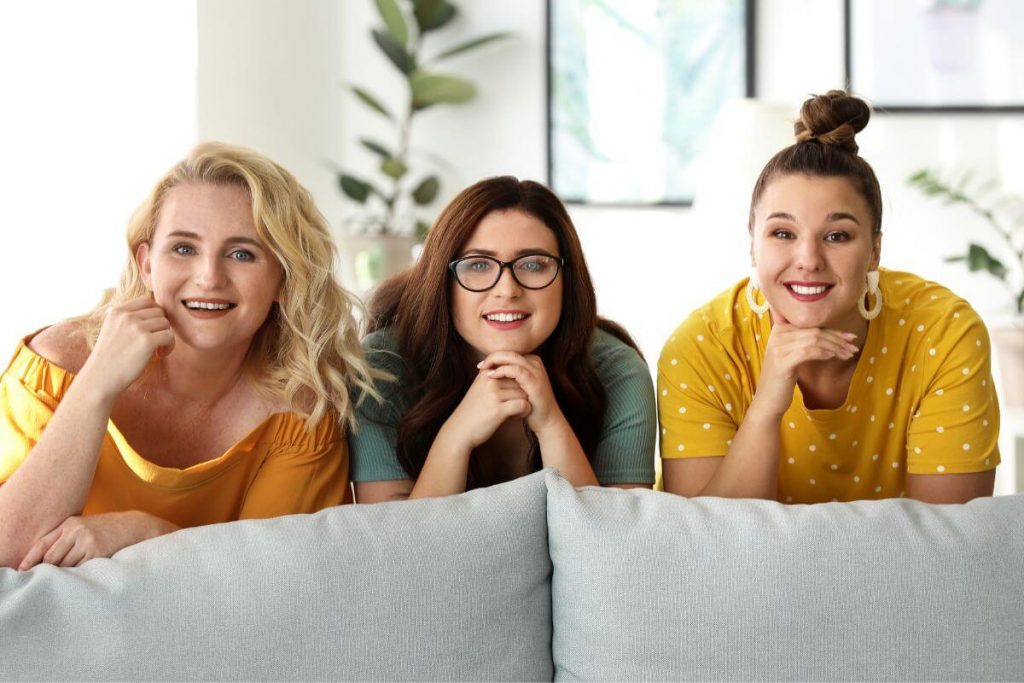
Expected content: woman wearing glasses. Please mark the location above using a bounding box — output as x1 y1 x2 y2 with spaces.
351 176 656 502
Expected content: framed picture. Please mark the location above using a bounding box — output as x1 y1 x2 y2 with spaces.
845 0 1024 112
547 0 755 206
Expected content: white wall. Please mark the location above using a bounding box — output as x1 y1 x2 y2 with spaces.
0 0 197 355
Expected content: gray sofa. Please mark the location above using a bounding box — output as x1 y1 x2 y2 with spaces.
2 470 1022 681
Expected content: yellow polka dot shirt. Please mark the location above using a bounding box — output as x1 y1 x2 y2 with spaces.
658 270 1000 503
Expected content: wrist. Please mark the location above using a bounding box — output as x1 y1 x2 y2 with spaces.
66 366 119 411
746 395 788 425
531 411 571 442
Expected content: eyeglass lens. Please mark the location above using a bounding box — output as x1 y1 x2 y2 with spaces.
453 255 560 290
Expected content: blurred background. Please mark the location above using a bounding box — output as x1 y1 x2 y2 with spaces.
1 0 1021 491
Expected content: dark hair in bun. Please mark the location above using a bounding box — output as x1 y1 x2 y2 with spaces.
749 90 882 233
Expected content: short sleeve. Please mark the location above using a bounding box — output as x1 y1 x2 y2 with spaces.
658 313 741 460
906 312 1000 475
589 334 657 485
238 422 348 518
348 332 412 483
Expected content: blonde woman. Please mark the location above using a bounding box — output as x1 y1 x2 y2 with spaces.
0 143 379 570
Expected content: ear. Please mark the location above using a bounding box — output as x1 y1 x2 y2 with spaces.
869 232 882 270
135 242 153 290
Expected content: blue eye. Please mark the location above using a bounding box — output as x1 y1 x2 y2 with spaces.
464 258 494 272
173 244 196 256
230 249 255 262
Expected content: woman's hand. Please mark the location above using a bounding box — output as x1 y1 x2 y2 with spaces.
754 317 859 418
17 511 178 570
78 297 175 401
442 363 532 450
480 352 567 436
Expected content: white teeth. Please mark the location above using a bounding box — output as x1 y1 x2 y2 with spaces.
185 301 231 310
791 285 828 295
485 313 526 322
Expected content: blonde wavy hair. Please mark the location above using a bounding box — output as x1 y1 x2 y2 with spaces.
83 141 381 431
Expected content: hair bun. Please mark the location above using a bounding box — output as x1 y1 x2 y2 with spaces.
793 90 871 154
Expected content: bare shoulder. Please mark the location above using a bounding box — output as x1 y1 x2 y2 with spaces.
27 320 91 373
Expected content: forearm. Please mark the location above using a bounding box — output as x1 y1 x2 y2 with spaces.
535 416 600 487
697 402 781 500
409 424 473 499
0 375 115 567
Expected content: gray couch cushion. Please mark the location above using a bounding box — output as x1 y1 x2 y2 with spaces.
545 470 1024 682
0 470 552 682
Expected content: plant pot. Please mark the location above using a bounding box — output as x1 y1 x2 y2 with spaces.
338 234 419 295
991 327 1024 408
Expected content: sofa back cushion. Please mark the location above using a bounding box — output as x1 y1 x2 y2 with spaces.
545 470 1024 682
0 471 552 681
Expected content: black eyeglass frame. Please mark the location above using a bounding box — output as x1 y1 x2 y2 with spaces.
447 253 567 292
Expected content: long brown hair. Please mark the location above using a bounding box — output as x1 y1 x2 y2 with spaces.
368 176 638 486
749 90 883 233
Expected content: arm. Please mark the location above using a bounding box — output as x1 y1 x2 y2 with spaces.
906 471 995 504
0 302 174 568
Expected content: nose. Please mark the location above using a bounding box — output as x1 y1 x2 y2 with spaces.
491 264 523 298
194 254 228 290
794 236 825 272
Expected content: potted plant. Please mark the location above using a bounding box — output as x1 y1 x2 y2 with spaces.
909 169 1024 406
338 0 509 291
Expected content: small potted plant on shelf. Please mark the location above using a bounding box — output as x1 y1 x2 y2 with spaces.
909 169 1024 406
338 0 509 292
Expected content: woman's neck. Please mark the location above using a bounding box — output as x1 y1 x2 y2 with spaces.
150 342 252 406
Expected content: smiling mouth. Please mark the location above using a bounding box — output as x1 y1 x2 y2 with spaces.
483 312 529 322
182 299 237 311
785 283 833 297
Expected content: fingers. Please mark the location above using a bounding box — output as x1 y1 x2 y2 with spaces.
17 526 61 571
43 532 77 567
477 351 536 371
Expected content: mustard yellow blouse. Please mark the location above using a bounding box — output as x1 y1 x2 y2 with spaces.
658 270 1000 503
0 338 348 527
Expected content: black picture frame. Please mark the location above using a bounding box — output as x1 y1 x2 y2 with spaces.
844 0 1024 113
546 0 756 207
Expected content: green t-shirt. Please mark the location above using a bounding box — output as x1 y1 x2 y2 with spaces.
350 328 657 485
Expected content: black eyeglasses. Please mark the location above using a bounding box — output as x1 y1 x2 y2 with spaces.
448 253 566 292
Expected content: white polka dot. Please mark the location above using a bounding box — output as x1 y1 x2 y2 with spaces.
829 433 837 440
888 422 895 429
852 440 859 447
677 444 685 452
881 346 888 354
787 457 795 464
905 298 911 305
662 389 668 396
953 312 960 318
962 367 970 375
755 334 761 341
983 419 989 427
850 405 858 413
985 458 990 465
929 348 936 356
917 324 925 332
870 415 876 422
661 428 666 435
703 423 711 430
809 444 817 452
678 406 687 414
936 389 944 396
898 319 906 326
745 354 751 361
937 465 945 473
872 453 880 461
963 443 971 451
830 464 838 471
875 486 882 493
976 339 982 347
911 364 917 373
869 356 876 365
727 439 733 446
788 421 796 429
962 404 970 412
853 475 861 483
670 358 678 365
914 447 921 454
931 294 937 300
936 426 944 433
891 462 899 469
679 383 687 390
885 388 894 396
867 376 874 383
982 379 987 387
708 385 716 393
809 478 816 485
725 403 733 411
724 373 732 381
696 334 704 342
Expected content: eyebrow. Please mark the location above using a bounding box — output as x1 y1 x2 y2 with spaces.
460 248 557 258
765 212 861 224
164 230 266 249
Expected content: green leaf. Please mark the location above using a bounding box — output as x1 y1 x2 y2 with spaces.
907 169 929 184
431 32 511 62
943 255 966 263
380 158 408 179
375 0 408 46
339 174 371 203
415 220 432 241
372 29 414 74
351 86 393 120
411 72 476 109
412 175 440 204
360 138 393 158
965 243 1008 280
414 0 456 32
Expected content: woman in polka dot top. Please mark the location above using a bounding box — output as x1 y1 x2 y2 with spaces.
657 90 999 504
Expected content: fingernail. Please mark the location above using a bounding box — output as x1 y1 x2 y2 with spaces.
476 361 484 369
843 332 858 340
486 370 496 377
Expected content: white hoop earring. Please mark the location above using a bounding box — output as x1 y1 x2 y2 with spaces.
858 270 882 320
746 268 770 316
